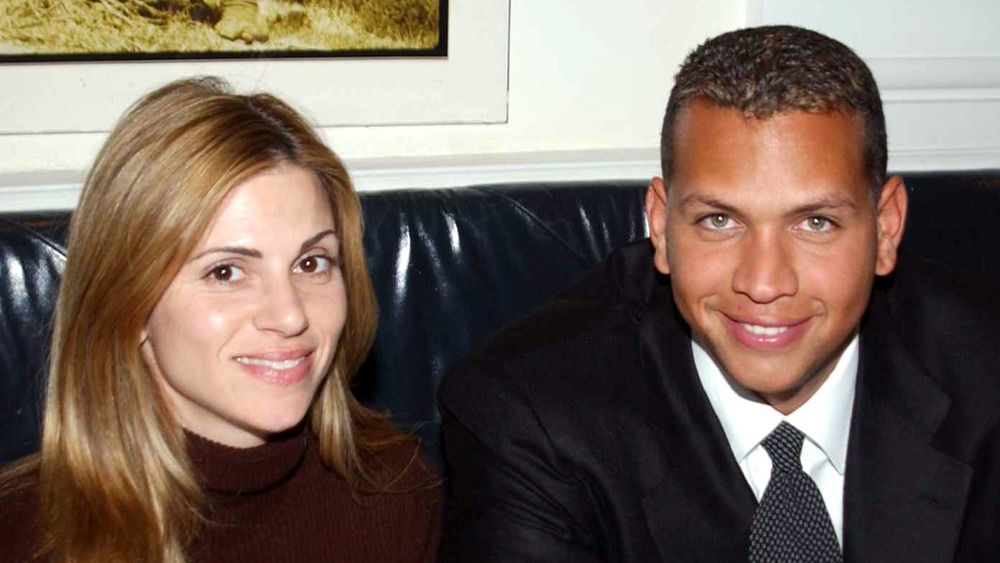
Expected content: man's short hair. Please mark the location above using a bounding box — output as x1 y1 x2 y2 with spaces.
660 25 886 195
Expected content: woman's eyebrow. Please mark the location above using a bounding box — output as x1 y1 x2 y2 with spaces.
300 229 337 253
190 246 262 261
189 229 337 263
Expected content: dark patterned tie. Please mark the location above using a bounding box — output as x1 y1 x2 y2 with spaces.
749 421 843 563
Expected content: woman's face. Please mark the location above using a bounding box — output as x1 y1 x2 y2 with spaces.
141 163 347 448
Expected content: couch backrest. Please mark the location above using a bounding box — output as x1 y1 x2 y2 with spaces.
1 171 998 471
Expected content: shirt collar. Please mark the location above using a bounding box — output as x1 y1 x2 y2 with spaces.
693 334 859 475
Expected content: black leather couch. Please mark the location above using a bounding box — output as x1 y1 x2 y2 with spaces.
2 171 999 473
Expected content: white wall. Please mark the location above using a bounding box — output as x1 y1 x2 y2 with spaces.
748 0 1000 172
2 0 997 212
0 0 745 210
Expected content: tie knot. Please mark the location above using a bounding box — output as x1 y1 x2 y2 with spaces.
761 421 805 472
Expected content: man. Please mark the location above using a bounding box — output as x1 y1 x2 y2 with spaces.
438 26 1000 563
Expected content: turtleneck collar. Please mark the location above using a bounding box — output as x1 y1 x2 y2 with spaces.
185 424 310 495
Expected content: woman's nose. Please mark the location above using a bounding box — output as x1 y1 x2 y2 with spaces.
252 277 309 336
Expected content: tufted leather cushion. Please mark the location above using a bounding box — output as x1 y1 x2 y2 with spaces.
1 172 998 471
0 216 66 465
357 182 648 469
902 172 1000 278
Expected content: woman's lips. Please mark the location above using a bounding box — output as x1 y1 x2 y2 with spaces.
723 315 811 351
234 350 313 386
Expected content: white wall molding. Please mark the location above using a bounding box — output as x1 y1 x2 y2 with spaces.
888 146 1000 173
0 181 83 213
347 149 660 191
0 149 661 213
869 56 1000 93
3 143 994 214
882 89 1000 103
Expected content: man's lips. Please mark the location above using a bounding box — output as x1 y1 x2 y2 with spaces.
722 315 811 351
234 349 314 385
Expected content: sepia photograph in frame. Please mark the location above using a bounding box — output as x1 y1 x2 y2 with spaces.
0 0 446 61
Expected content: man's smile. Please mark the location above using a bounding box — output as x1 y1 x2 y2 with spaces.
720 313 813 351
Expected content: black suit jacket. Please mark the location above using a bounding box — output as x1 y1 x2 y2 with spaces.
438 240 1000 563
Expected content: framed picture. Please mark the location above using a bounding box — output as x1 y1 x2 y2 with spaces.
0 0 446 61
0 0 506 134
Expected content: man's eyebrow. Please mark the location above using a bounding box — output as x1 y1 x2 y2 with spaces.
678 195 861 216
678 195 742 215
189 230 338 262
786 198 860 216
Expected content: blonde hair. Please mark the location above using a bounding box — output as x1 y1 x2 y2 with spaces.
8 77 401 563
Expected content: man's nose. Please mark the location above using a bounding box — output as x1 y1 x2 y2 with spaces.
730 230 799 304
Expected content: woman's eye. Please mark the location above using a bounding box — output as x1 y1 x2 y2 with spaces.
295 255 333 275
207 264 244 283
700 214 733 230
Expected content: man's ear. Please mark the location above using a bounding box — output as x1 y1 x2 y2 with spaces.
645 177 671 275
874 175 908 276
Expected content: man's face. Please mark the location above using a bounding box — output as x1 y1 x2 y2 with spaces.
646 100 907 414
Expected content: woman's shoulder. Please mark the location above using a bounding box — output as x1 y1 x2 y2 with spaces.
360 436 442 494
352 438 443 561
0 463 45 562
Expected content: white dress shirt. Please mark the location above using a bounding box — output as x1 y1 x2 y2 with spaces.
692 335 859 547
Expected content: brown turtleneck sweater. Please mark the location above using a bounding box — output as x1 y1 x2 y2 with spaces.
0 428 443 563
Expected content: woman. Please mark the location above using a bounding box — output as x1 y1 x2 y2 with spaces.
0 77 441 563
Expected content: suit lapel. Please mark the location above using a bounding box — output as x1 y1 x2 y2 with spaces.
843 300 972 563
638 279 757 562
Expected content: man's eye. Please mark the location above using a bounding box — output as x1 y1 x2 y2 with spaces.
295 255 333 275
802 216 834 232
208 264 244 283
700 214 733 230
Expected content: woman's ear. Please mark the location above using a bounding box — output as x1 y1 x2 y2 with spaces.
139 329 156 367
645 177 671 274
